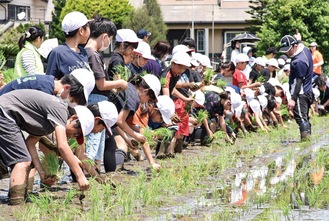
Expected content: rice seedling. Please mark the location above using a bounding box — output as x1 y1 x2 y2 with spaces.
153 127 173 141
68 138 79 151
256 75 266 83
196 109 209 124
113 65 131 81
203 68 214 85
216 79 227 89
40 152 60 179
143 128 157 147
160 77 167 87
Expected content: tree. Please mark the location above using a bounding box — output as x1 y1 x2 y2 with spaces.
245 0 270 34
247 0 329 60
123 0 168 47
49 0 66 43
60 0 133 29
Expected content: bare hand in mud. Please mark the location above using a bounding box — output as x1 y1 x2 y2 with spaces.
41 175 59 187
77 176 90 191
171 114 181 123
151 163 162 172
135 133 146 144
128 138 139 150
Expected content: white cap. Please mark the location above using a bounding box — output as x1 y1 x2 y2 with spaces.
156 95 175 124
267 58 279 69
62 12 91 34
257 95 268 110
142 74 161 100
236 53 250 63
116 29 140 43
134 41 154 60
191 90 205 107
244 88 254 104
98 101 118 135
70 69 96 105
282 82 291 101
190 58 199 67
313 88 320 100
259 85 265 94
172 44 194 55
230 92 242 113
74 105 95 145
283 64 290 71
171 52 191 67
275 96 282 105
225 86 236 95
199 55 213 68
249 99 261 114
310 42 318 47
254 57 266 67
277 58 286 67
235 101 246 117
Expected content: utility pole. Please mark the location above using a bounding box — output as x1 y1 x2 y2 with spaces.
191 0 194 39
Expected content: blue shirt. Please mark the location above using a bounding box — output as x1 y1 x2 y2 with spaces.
289 46 313 94
0 75 54 96
46 43 90 79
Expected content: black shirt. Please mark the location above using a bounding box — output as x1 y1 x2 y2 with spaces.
161 66 180 99
263 82 276 96
204 91 224 117
319 86 329 105
107 52 126 80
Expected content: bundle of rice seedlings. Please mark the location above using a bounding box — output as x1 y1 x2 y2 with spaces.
40 152 60 179
216 79 227 89
143 128 157 147
212 130 226 140
196 109 209 124
153 127 173 141
160 77 167 87
256 75 266 83
203 68 215 85
68 138 79 151
113 65 131 81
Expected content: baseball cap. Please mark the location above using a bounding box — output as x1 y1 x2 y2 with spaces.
283 64 290 71
190 58 199 67
156 95 175 124
235 53 250 63
74 105 95 145
171 51 191 67
116 29 140 43
257 95 268 110
244 88 254 104
134 41 154 60
172 44 194 55
279 35 298 53
98 101 118 135
249 99 261 114
191 90 205 108
309 42 318 47
267 58 279 69
142 74 161 101
62 12 91 34
70 69 95 105
254 57 266 67
225 86 236 95
243 46 252 55
136 29 151 39
199 55 213 69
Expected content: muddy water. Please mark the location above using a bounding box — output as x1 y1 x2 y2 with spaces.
143 135 329 221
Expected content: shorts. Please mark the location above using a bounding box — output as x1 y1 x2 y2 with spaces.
0 108 31 167
174 98 189 136
85 94 108 161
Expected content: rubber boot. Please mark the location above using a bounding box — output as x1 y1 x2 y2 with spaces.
300 122 311 141
166 137 176 158
9 184 27 205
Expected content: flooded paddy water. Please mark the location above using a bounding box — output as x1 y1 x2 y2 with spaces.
1 116 329 220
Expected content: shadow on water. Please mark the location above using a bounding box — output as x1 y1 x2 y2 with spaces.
145 135 329 221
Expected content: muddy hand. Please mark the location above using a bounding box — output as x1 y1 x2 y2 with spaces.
171 114 181 123
77 176 90 191
151 163 162 172
41 176 58 187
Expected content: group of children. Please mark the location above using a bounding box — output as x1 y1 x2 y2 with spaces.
0 11 325 206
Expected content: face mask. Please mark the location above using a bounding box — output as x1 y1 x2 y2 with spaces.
99 39 109 52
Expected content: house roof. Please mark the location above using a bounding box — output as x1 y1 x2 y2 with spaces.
161 5 251 24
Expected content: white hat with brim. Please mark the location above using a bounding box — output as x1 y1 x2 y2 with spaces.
171 52 191 67
156 95 175 124
257 95 268 110
236 53 250 63
74 105 95 145
172 44 194 55
142 74 161 101
98 101 118 135
191 90 205 108
230 92 242 113
62 11 92 34
116 29 140 43
254 57 266 67
309 42 318 47
70 69 96 105
267 58 279 69
134 41 154 60
235 101 246 117
249 99 261 114
244 88 254 104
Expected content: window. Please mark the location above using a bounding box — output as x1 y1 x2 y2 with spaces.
224 31 242 61
8 5 30 20
197 29 205 52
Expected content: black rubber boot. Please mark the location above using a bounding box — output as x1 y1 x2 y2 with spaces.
300 122 311 141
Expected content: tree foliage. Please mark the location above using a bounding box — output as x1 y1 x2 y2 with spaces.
247 0 329 61
123 0 168 47
60 0 133 29
49 0 66 43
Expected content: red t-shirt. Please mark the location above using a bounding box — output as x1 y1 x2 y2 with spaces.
232 69 247 87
